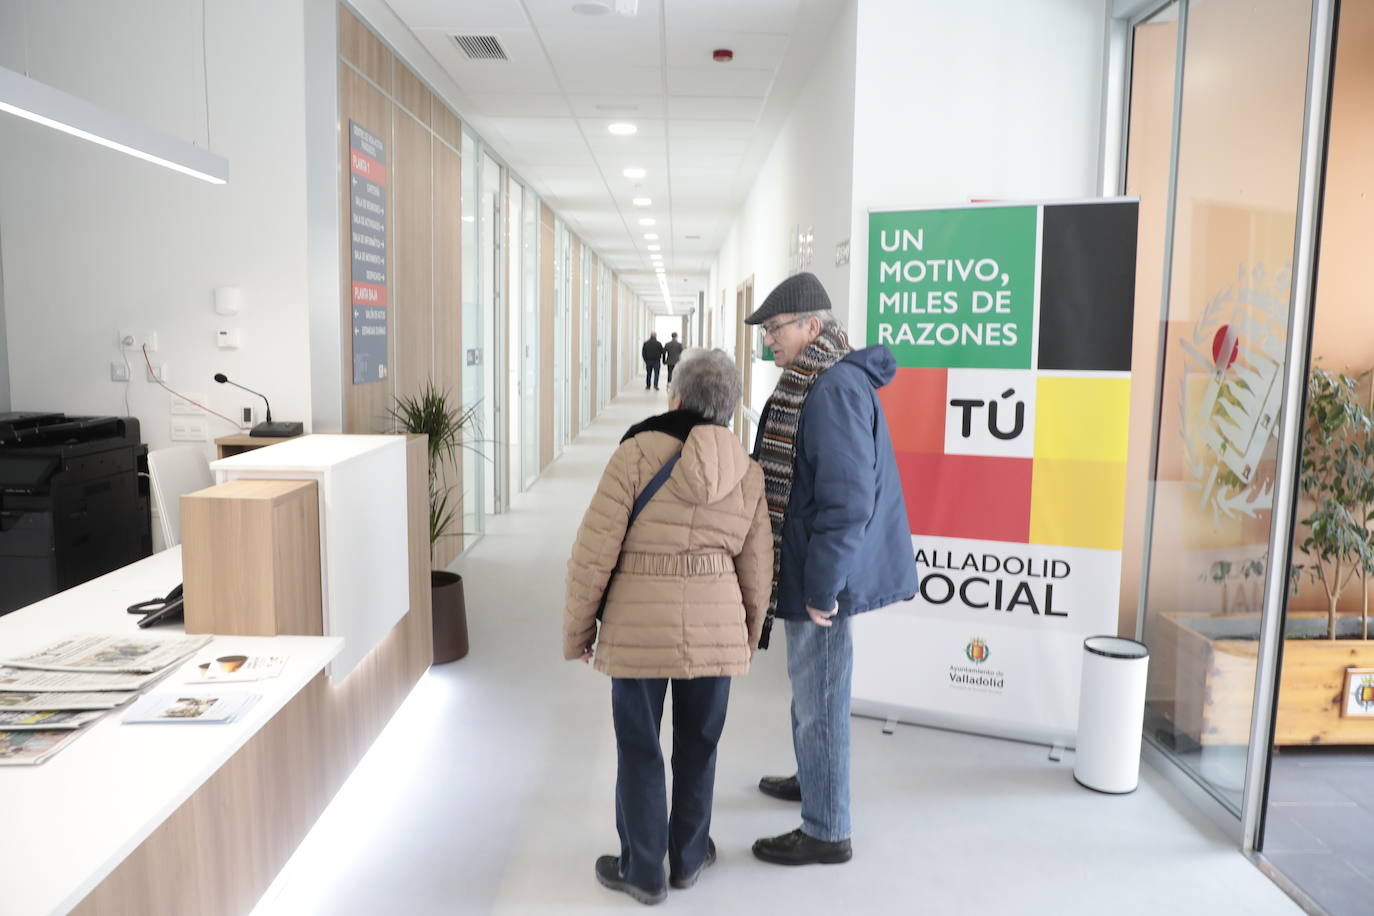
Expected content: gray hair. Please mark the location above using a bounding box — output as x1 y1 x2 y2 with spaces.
795 309 840 331
672 348 741 425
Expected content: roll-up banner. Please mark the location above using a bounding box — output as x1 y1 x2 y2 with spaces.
853 199 1139 746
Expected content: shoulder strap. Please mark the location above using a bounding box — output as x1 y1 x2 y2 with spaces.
629 452 680 524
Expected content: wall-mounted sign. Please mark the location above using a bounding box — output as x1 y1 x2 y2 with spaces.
835 238 850 267
349 121 388 384
856 199 1140 743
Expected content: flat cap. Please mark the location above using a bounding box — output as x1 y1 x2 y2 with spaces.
745 272 832 325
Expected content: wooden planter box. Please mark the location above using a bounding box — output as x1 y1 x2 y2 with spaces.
1150 612 1374 746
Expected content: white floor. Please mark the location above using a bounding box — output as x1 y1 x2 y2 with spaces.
252 389 1301 916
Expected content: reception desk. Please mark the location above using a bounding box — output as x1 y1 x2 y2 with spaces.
0 434 432 916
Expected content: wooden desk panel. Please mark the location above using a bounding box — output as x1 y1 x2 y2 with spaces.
71 436 432 916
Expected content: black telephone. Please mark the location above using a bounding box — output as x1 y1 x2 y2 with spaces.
127 583 184 628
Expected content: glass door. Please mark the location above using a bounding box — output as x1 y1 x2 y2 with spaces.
520 190 539 490
479 149 502 516
580 246 592 428
505 180 523 501
459 129 484 541
554 219 569 453
1132 0 1317 814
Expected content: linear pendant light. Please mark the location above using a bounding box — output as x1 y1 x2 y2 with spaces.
0 65 228 185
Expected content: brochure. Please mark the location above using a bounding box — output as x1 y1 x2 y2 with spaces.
0 709 107 731
0 729 89 765
187 655 287 683
1 633 212 674
0 690 138 711
0 665 165 693
122 691 260 725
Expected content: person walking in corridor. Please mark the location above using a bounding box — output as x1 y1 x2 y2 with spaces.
642 332 664 390
564 348 773 905
744 272 917 867
663 332 684 385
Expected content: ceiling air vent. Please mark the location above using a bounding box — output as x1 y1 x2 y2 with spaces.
451 34 508 61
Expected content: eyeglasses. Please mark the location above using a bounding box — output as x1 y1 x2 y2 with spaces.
761 316 806 340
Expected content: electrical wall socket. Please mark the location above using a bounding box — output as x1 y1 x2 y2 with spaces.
240 406 255 427
118 329 158 352
170 418 208 441
110 361 130 382
171 394 205 415
146 362 167 382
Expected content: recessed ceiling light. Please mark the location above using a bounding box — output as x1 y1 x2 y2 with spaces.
607 122 637 136
633 197 652 207
572 1 611 15
643 232 658 240
639 218 655 226
647 244 661 251
623 167 646 179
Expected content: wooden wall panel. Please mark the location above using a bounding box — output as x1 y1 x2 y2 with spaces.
340 65 393 434
393 66 431 127
539 204 555 471
73 438 433 916
434 142 462 565
339 6 390 92
570 236 582 434
393 109 433 403
433 105 461 151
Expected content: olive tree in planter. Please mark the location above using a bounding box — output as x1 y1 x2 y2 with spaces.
1292 366 1374 639
389 383 482 664
1157 366 1374 746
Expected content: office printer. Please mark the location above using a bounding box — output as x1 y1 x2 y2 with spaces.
0 412 152 615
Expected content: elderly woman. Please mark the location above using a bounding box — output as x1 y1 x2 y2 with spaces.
563 348 772 905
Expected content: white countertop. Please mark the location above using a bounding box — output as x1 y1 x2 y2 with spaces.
0 547 342 916
211 433 402 472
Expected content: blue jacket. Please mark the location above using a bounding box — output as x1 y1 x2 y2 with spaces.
759 346 918 621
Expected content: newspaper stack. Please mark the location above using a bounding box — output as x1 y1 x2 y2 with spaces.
0 633 213 765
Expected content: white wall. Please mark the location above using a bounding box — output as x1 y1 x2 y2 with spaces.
0 1 314 456
709 0 859 409
847 0 1108 343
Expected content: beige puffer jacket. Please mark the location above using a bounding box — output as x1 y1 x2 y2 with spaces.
563 419 772 679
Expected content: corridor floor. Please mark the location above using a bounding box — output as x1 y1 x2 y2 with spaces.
252 389 1300 915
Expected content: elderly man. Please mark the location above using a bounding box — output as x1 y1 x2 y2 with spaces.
746 272 917 867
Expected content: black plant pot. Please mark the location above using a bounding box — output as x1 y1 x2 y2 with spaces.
431 570 469 664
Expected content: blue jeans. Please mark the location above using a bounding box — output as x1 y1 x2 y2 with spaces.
785 615 853 842
611 676 730 891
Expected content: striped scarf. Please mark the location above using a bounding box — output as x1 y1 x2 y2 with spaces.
755 326 851 644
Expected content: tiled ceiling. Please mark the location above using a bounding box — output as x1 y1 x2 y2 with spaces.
385 0 850 312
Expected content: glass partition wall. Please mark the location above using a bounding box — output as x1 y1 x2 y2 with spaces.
1120 0 1336 863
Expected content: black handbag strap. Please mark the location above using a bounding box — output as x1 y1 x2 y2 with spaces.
596 453 681 620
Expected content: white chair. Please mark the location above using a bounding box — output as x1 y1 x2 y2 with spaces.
147 446 214 549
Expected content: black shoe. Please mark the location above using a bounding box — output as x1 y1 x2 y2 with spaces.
758 774 802 802
752 829 852 866
669 838 717 890
595 855 666 905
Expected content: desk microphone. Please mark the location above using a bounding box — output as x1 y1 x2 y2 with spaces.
213 373 304 438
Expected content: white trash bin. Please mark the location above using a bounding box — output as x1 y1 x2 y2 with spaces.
1074 636 1150 794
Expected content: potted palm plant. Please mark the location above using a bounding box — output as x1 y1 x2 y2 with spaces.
389 382 481 664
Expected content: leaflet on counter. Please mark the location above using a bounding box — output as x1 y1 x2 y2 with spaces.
0 690 138 711
122 691 260 725
0 665 165 692
187 655 287 683
0 728 91 765
0 709 107 730
0 633 212 674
